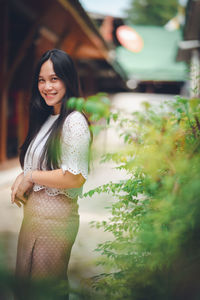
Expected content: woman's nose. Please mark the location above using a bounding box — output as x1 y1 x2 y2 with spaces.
44 81 53 90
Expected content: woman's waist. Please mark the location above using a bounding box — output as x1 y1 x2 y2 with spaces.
23 190 79 219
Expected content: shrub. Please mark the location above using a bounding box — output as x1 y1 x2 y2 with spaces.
82 96 200 300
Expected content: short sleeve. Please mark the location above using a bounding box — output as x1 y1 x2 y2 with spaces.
60 111 91 180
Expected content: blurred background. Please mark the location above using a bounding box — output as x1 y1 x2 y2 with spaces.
0 0 200 294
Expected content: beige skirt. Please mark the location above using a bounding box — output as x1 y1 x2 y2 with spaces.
15 189 79 281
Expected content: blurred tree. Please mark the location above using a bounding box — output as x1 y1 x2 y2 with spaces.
126 0 179 26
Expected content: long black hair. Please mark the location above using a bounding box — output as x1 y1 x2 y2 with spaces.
20 49 81 170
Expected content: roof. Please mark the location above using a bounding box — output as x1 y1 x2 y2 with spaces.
116 25 187 82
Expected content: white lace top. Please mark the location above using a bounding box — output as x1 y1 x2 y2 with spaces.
24 111 90 199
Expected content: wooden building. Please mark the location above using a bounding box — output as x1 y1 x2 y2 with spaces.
176 0 200 97
0 0 127 164
90 13 187 94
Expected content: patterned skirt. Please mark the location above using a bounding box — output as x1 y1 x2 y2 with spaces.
15 189 79 281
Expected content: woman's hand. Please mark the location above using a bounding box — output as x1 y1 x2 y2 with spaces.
11 172 24 207
11 172 33 207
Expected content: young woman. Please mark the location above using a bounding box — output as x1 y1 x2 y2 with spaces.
11 49 91 288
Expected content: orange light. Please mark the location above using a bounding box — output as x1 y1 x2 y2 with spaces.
116 25 144 52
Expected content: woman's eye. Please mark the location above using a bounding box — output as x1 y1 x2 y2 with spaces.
38 78 44 83
52 77 58 81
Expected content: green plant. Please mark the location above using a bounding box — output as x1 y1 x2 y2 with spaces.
82 96 200 299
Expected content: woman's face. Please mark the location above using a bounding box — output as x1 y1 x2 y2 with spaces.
38 59 66 115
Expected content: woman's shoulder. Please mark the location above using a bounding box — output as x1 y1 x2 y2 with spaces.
64 111 88 127
62 111 90 138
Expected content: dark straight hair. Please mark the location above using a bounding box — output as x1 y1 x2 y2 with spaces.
19 49 81 170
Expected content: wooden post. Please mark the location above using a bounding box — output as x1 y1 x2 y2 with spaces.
0 0 9 162
17 90 27 148
190 49 200 98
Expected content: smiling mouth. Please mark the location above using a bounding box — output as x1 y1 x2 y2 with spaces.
44 93 57 98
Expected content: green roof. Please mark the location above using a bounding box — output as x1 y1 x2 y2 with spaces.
116 25 188 82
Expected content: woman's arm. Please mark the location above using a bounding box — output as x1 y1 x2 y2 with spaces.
14 169 85 205
15 169 85 203
31 169 85 189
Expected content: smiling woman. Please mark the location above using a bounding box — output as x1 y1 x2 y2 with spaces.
11 49 91 299
38 60 66 115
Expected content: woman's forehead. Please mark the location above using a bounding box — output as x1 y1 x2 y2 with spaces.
39 60 55 76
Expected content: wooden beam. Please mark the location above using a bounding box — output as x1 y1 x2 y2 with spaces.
61 34 82 56
57 0 109 60
55 28 70 49
40 26 59 43
70 41 82 56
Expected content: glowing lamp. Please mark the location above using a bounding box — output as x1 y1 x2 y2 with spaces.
116 25 144 52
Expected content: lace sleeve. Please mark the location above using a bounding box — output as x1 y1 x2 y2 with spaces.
60 111 91 180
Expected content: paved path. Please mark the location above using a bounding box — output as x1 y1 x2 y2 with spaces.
0 93 174 286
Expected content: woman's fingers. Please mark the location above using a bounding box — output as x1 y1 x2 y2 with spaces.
17 178 32 199
13 195 26 207
11 187 17 204
16 191 27 204
17 196 26 205
14 198 22 208
11 176 22 203
11 186 26 206
11 172 27 207
11 172 33 207
11 189 22 207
